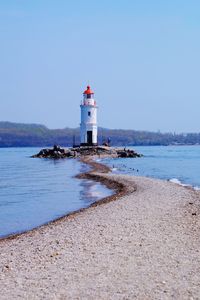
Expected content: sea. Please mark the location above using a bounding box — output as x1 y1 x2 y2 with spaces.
1 145 200 238
0 147 113 238
102 145 200 190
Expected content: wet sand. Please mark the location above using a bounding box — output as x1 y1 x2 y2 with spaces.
0 159 200 299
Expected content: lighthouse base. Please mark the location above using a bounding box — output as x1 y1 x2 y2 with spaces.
80 143 98 147
80 129 98 147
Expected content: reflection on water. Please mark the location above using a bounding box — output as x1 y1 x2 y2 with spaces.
0 148 113 238
79 161 91 174
78 160 113 203
80 179 113 204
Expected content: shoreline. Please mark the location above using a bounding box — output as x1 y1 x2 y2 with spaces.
0 156 131 242
1 158 200 299
1 156 199 242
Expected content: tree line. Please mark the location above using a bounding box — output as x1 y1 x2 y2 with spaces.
0 122 200 147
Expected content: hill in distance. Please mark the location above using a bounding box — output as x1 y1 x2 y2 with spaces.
0 121 200 147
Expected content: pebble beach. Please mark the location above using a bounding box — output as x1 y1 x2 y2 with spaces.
0 163 200 299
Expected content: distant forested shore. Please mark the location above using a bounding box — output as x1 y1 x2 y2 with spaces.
0 121 200 147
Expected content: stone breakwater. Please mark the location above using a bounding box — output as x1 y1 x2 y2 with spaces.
31 145 142 159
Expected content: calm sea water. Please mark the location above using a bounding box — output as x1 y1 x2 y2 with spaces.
0 148 113 238
103 146 200 189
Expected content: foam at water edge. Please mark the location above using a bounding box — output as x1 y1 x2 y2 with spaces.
112 167 118 171
169 178 182 185
194 186 200 191
169 178 200 190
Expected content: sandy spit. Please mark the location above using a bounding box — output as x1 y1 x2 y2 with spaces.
0 161 200 299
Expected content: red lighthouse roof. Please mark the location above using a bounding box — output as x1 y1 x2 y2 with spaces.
83 85 94 95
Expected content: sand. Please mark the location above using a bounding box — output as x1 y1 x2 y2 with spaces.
0 169 200 299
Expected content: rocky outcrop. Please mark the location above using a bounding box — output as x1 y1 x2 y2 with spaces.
31 145 142 159
116 149 142 158
31 145 76 159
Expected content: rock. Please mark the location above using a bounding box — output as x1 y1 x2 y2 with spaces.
66 151 75 157
31 145 70 159
118 151 128 158
31 145 142 159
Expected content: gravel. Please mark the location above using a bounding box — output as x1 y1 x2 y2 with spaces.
0 174 200 300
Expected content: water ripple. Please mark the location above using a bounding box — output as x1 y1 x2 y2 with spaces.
0 147 113 238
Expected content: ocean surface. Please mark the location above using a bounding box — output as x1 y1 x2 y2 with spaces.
102 146 200 189
0 147 113 238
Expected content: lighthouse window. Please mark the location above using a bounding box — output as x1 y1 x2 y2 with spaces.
87 94 92 99
88 111 91 116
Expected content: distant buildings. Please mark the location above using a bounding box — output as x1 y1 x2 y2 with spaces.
80 85 98 146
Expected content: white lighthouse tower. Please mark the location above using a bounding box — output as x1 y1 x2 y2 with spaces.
80 85 98 146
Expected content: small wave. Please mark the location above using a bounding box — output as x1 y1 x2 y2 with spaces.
169 178 182 185
112 168 118 171
169 178 191 187
194 186 200 191
169 178 200 190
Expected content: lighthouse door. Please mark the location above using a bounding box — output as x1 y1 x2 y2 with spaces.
87 131 93 145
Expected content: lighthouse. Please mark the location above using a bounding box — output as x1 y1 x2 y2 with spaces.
80 85 98 146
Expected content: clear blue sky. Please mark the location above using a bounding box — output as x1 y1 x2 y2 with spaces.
0 0 200 132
